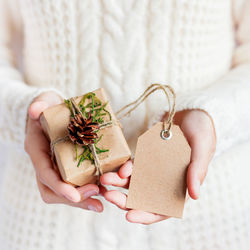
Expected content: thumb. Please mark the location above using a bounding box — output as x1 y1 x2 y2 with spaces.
28 101 49 120
28 91 63 121
187 136 210 200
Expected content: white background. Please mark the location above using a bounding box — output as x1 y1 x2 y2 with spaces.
0 144 7 185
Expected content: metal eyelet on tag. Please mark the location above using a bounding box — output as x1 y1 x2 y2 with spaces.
160 129 172 140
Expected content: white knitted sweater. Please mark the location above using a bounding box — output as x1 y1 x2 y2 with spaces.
0 0 250 249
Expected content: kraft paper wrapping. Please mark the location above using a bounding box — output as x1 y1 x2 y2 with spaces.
40 88 131 186
126 123 191 218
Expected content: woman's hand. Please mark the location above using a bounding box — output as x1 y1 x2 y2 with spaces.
25 91 103 212
100 109 216 224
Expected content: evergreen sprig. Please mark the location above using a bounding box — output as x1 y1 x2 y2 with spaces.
65 92 111 167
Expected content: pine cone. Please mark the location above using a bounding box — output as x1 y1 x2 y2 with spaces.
67 112 99 145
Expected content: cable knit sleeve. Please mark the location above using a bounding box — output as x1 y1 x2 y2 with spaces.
149 0 250 157
0 0 64 149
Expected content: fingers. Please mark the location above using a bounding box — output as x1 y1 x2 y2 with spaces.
37 177 103 212
103 187 169 225
26 123 80 203
28 101 49 120
77 184 99 201
126 210 169 225
104 190 128 210
35 150 100 203
100 172 129 188
118 160 133 178
36 154 81 202
28 91 63 120
176 110 216 200
99 185 108 196
187 164 200 200
26 91 102 209
26 115 87 203
81 197 103 212
36 91 63 106
99 160 133 188
187 136 210 200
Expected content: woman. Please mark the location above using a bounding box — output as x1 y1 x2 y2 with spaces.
0 0 250 249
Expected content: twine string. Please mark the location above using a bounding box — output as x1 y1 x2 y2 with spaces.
50 97 116 182
50 83 176 183
70 96 103 180
115 83 176 132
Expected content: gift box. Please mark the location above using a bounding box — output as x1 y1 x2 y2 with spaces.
40 88 131 186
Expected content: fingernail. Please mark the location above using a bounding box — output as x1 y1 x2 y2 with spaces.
88 205 98 212
83 190 98 199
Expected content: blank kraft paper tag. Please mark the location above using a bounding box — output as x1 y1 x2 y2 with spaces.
126 122 191 218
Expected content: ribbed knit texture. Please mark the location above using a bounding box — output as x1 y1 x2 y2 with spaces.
0 0 250 249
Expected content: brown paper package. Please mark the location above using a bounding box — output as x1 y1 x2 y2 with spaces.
40 88 131 186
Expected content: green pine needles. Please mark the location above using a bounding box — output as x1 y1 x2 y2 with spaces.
64 92 112 167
